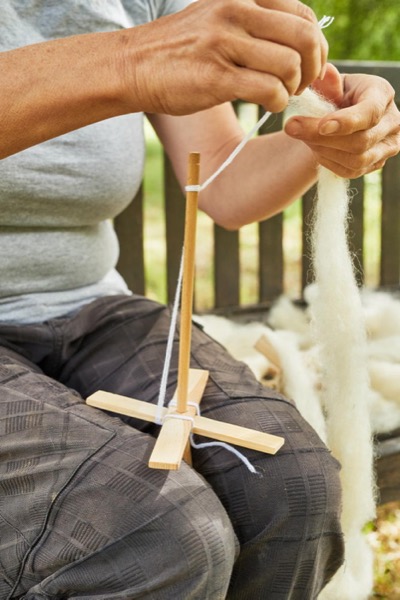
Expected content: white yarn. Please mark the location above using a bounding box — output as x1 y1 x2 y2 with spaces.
190 434 258 474
155 251 185 425
162 413 195 424
185 110 272 193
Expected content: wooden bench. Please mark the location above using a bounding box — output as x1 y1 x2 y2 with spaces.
114 60 400 505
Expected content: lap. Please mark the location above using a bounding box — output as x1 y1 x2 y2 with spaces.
0 295 343 598
0 351 237 599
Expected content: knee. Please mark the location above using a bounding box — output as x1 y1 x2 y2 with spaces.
263 447 343 540
94 493 237 599
253 448 341 539
27 463 238 600
158 493 238 598
208 444 343 546
223 449 344 598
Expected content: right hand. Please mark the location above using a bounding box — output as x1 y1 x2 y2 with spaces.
119 0 328 115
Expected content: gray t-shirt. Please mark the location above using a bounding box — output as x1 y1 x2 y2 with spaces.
0 0 189 323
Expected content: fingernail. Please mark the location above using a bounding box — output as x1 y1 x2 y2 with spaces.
286 119 303 136
319 63 327 80
320 120 339 135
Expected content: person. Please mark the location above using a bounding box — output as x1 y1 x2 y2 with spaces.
0 1 399 599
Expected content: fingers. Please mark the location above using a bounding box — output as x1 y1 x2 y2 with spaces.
318 76 395 136
311 63 344 105
285 114 385 150
303 140 395 179
255 0 329 90
255 13 326 93
285 94 391 141
225 0 328 95
317 100 387 137
124 0 329 115
284 71 400 179
285 112 400 178
223 67 291 113
228 35 302 97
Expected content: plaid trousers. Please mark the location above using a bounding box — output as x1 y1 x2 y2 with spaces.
0 295 344 599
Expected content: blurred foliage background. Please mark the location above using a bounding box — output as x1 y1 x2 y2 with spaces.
307 0 400 61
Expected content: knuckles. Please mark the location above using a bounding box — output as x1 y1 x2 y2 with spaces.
292 20 323 83
347 130 377 155
281 53 302 94
263 83 290 113
295 1 319 25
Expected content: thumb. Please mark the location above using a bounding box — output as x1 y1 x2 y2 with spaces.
312 63 344 107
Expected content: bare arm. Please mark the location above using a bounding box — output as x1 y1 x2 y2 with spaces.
148 107 317 229
0 32 128 159
0 0 326 159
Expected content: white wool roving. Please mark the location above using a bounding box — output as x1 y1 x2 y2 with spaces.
195 314 274 381
310 166 375 522
312 204 376 598
268 295 312 349
282 88 376 599
367 389 400 435
368 359 400 403
362 289 400 338
198 312 328 440
265 289 400 434
291 90 376 599
261 327 328 442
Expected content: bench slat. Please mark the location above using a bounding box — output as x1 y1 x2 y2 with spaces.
348 177 365 287
164 154 185 304
381 153 400 287
258 214 284 302
376 433 400 504
214 226 240 308
301 185 316 294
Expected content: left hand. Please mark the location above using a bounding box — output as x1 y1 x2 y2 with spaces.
284 63 400 178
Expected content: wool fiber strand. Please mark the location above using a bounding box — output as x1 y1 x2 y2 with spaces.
311 168 376 530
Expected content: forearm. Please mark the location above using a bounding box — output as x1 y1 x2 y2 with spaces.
0 31 129 159
151 108 318 230
199 131 318 229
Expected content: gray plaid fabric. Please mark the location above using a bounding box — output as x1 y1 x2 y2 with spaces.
0 295 344 599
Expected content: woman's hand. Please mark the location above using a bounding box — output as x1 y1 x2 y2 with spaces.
122 0 328 115
284 63 400 178
0 0 327 158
